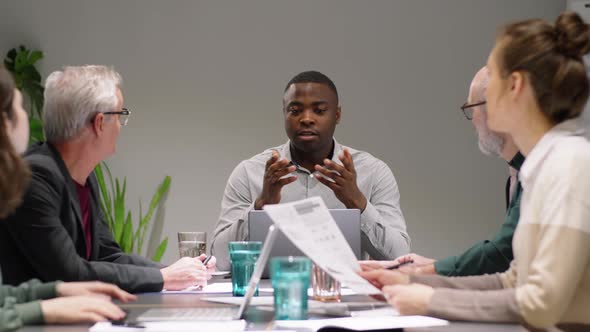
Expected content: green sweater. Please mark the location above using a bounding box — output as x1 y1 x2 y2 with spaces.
435 154 524 276
0 279 58 332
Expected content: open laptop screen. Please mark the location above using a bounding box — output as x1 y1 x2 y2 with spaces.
249 209 361 278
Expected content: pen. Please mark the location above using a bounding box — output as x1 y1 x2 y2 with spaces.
112 321 145 329
386 259 414 270
203 255 212 265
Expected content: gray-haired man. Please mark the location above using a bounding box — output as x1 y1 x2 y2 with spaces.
361 67 524 276
0 65 215 293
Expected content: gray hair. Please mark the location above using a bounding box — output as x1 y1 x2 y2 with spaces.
43 65 122 142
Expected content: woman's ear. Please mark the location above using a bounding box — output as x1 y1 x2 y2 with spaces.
509 71 526 100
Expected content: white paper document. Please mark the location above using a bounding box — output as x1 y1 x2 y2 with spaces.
263 197 380 295
169 282 357 295
162 282 233 294
90 320 246 332
350 307 399 317
202 296 384 313
275 315 449 331
252 286 356 296
202 295 275 306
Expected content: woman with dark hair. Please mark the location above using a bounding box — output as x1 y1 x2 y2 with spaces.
0 66 135 331
361 12 590 330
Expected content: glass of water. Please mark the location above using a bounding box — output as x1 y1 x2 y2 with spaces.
229 241 262 296
270 256 311 320
177 232 207 258
311 263 341 302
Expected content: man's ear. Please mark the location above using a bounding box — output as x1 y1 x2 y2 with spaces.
92 112 105 137
335 106 342 124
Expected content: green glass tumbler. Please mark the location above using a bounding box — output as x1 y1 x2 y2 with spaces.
270 256 311 320
229 241 262 296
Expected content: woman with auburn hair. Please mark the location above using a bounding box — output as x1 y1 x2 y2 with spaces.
0 66 136 331
361 12 590 330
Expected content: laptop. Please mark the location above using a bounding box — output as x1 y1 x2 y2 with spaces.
136 225 280 322
249 209 361 278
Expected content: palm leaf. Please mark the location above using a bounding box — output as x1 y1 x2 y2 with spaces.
114 178 125 242
140 176 171 255
121 212 134 253
146 177 171 260
151 237 168 263
134 200 144 255
94 164 114 232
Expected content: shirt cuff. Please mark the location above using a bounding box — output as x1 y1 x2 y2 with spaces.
143 268 165 292
14 300 45 325
360 202 380 234
33 282 59 300
434 256 457 276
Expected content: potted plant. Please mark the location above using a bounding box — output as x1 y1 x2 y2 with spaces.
95 163 171 262
4 45 45 143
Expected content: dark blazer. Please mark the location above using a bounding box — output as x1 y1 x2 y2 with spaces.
0 143 164 293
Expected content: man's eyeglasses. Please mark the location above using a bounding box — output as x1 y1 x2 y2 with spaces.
460 101 486 120
103 108 131 126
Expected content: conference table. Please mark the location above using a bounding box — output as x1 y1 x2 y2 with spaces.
16 278 525 332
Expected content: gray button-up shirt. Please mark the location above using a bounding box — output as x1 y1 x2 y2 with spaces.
211 139 411 270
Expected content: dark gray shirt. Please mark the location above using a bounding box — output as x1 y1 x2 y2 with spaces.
211 140 411 270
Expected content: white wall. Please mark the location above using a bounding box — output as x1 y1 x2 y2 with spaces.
568 0 590 21
0 0 565 264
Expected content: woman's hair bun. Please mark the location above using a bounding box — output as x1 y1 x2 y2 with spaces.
555 11 590 58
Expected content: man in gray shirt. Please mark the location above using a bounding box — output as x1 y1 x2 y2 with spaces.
211 71 410 270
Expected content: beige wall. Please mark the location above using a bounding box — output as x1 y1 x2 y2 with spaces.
0 0 565 264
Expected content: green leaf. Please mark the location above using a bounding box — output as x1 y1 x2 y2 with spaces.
139 176 171 256
114 178 125 242
28 118 44 143
135 201 144 255
151 237 168 262
105 163 116 206
96 163 113 218
142 176 171 226
4 46 45 142
6 48 17 62
121 212 133 253
27 50 43 65
94 163 114 233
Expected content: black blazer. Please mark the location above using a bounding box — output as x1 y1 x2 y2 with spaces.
0 143 164 293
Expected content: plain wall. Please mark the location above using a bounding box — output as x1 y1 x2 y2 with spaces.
0 1 565 265
568 0 590 21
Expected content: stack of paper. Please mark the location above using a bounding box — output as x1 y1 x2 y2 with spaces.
90 320 246 332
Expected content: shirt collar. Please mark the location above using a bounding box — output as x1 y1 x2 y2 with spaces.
280 138 343 173
520 118 586 185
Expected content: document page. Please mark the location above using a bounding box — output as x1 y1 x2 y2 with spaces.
264 197 380 295
162 282 234 294
275 315 449 331
90 320 246 332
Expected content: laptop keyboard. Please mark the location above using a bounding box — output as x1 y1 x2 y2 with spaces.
137 308 239 321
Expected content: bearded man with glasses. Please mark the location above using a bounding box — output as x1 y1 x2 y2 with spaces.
361 66 525 277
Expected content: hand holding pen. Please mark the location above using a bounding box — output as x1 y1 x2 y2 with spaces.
200 254 216 271
386 259 414 270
